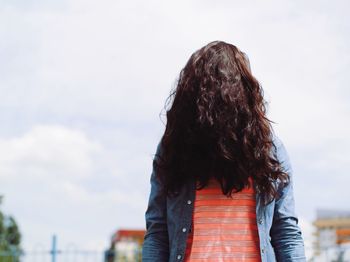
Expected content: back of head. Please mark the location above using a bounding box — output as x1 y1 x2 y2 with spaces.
157 41 288 204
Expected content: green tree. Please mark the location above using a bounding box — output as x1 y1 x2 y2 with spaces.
0 195 22 262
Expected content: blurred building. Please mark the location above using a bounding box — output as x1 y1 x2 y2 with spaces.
313 209 350 260
105 229 145 262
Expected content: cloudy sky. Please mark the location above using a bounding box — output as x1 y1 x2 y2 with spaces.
0 0 349 259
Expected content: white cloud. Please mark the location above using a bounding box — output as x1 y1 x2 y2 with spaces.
0 125 101 179
0 125 147 251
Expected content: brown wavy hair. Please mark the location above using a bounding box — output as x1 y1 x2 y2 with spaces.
156 41 289 204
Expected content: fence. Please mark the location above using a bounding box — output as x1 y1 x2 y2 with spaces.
2 235 349 262
0 235 106 262
0 234 142 262
0 251 105 262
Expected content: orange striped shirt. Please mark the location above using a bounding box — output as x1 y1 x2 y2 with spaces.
184 177 261 262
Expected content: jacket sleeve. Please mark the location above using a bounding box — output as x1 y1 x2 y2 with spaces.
142 142 170 261
270 137 306 262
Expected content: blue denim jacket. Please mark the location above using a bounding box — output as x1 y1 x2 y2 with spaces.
142 134 306 262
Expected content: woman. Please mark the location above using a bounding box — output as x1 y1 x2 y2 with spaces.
142 41 306 262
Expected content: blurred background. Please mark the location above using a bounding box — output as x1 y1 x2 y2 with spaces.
0 0 349 261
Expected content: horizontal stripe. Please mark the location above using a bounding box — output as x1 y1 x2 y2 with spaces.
190 228 259 236
193 211 257 219
194 199 256 207
186 251 260 259
185 177 261 262
189 235 259 241
186 239 260 248
193 217 257 224
190 223 258 230
184 259 260 262
186 246 260 254
194 205 255 212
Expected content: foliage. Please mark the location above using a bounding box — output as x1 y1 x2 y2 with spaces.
0 195 22 262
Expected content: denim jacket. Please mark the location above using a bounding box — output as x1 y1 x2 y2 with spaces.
142 134 306 262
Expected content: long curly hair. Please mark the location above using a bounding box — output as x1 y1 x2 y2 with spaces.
156 41 289 204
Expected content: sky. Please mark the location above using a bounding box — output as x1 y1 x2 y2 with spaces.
0 0 349 259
